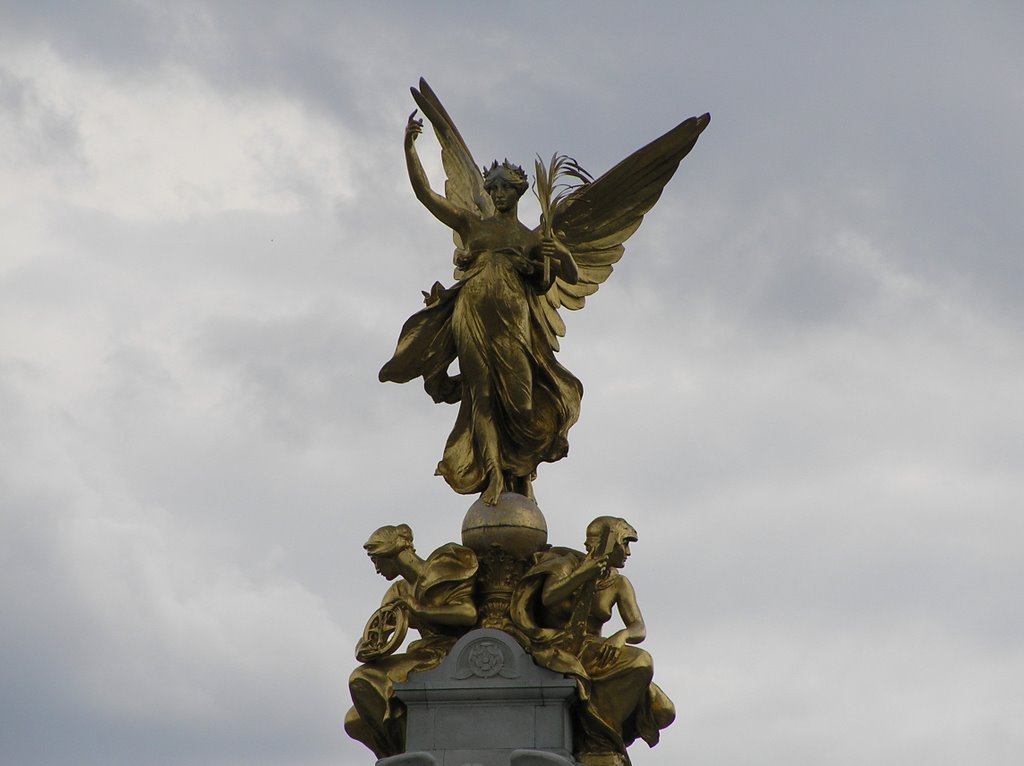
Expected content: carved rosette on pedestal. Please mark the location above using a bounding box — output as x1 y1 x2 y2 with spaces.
346 76 707 766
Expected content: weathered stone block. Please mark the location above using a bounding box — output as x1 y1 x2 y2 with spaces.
392 629 577 766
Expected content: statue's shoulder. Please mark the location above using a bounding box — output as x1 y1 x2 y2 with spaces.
611 571 636 595
381 579 411 606
422 542 479 587
530 545 584 573
427 541 477 562
511 547 584 600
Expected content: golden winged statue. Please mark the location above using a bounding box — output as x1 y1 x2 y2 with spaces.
380 79 710 505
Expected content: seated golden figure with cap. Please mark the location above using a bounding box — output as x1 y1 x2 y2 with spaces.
344 524 478 758
511 516 675 766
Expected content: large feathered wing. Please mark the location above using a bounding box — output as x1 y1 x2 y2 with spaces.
410 78 493 274
535 113 711 346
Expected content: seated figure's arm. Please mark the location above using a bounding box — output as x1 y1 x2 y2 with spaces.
612 576 647 645
541 555 606 608
380 581 407 608
410 601 477 628
597 576 647 663
401 575 477 628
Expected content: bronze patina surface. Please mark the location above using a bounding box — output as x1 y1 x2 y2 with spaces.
380 79 709 505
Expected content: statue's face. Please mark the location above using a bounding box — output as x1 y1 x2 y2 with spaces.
585 524 635 568
370 553 400 581
486 177 519 213
608 536 633 568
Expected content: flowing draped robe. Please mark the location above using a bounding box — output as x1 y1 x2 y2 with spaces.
379 247 582 493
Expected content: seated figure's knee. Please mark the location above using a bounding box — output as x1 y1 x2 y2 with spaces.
627 647 655 686
343 705 362 735
624 646 653 673
654 695 676 729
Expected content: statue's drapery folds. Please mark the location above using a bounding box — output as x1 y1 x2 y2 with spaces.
379 265 582 498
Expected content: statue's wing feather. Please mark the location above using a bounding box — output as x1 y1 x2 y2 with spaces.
411 78 494 230
553 114 709 247
541 113 710 320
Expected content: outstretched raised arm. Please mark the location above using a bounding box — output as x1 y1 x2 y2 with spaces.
405 111 470 234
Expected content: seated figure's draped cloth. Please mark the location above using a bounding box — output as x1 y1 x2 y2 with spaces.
345 544 479 758
510 549 676 758
379 247 582 494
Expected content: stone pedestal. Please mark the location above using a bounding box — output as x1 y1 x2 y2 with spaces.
383 629 578 766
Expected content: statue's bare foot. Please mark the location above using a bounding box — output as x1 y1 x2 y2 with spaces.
481 472 504 505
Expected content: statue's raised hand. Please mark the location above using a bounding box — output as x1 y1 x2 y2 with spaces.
579 552 610 581
405 109 423 146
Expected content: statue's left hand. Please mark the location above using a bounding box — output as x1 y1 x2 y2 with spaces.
537 237 567 261
597 630 627 664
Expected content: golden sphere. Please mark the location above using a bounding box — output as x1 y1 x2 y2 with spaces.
461 493 548 559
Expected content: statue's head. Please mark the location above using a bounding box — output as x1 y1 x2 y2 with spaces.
483 159 529 211
585 516 638 568
363 524 414 580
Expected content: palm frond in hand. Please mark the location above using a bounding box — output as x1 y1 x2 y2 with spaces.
533 153 592 237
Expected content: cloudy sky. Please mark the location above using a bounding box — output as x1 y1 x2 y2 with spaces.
1 2 1022 765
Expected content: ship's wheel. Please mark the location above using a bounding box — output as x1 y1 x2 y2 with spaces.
355 603 409 662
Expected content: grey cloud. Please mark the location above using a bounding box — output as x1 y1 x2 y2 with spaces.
0 67 81 169
0 0 163 71
2 3 1023 766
